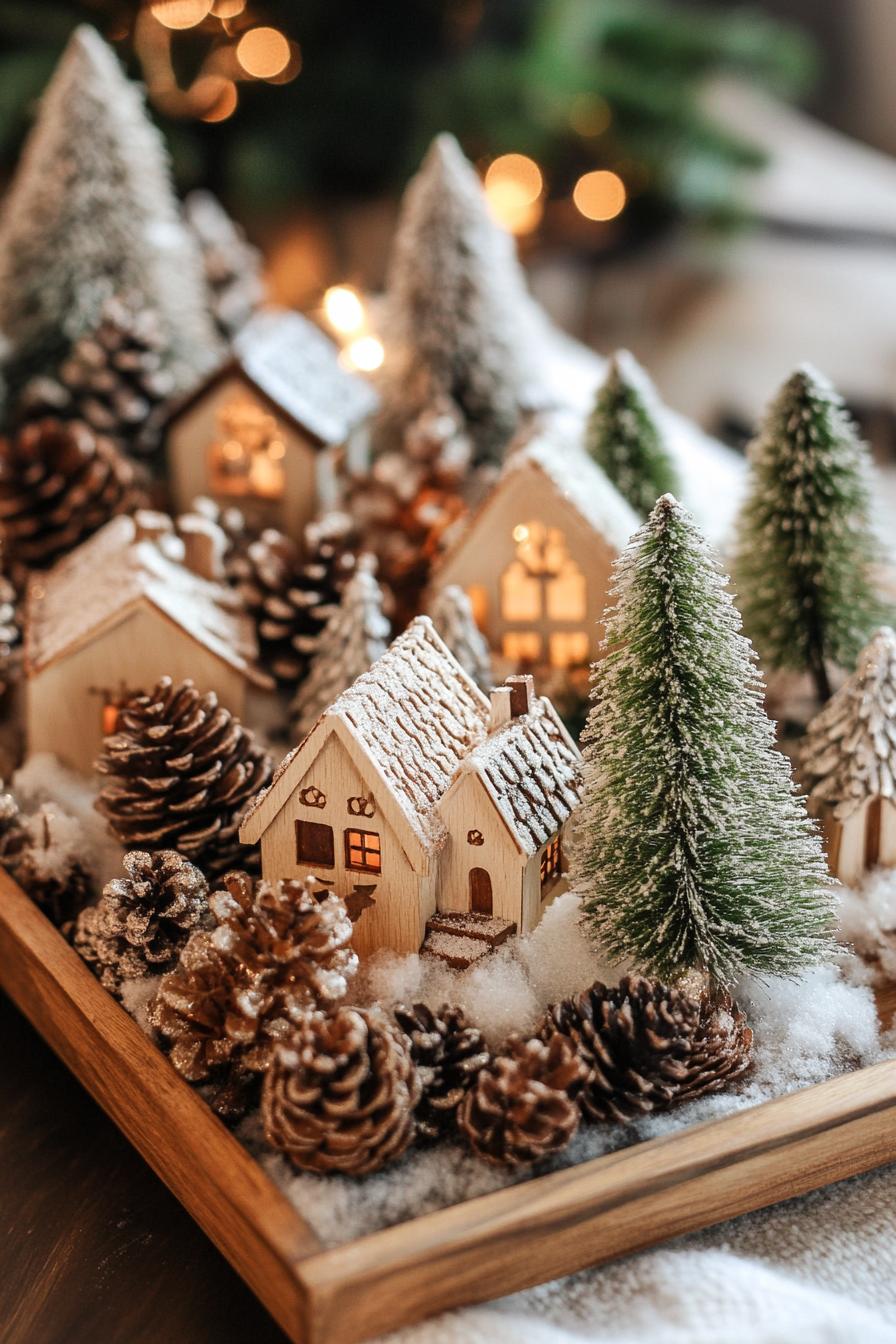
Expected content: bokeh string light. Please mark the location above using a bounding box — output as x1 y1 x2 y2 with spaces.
483 153 544 236
236 27 291 79
150 0 213 30
572 169 626 221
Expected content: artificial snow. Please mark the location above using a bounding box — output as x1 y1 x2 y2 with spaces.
839 869 896 984
241 891 889 1249
12 751 123 887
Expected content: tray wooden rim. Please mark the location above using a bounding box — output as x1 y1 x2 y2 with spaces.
1 867 894 1344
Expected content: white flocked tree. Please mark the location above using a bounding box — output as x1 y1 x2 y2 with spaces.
292 557 391 738
380 133 542 465
574 494 835 989
0 26 218 393
429 584 492 691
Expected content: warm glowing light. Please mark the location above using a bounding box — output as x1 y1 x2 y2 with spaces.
484 154 544 236
150 0 213 30
236 26 291 78
572 170 626 221
324 285 365 335
512 524 530 543
484 154 543 204
569 93 611 138
345 336 384 372
211 0 245 15
197 77 238 122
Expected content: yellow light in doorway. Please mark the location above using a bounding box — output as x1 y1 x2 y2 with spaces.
572 170 626 222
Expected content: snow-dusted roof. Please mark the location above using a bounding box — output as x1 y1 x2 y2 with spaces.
168 308 379 447
329 616 490 850
457 695 581 855
801 627 896 820
505 428 640 553
26 514 268 685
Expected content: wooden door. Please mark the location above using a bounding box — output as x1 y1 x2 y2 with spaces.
469 867 492 916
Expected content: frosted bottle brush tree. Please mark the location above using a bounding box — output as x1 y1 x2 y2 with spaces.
0 26 217 394
585 350 680 518
380 134 542 465
733 365 889 704
573 494 834 988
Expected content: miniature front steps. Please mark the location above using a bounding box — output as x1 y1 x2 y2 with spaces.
421 911 517 971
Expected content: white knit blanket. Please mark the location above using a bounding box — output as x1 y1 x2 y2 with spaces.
390 1164 896 1344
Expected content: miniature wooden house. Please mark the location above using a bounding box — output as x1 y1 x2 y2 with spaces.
240 617 581 961
25 512 271 773
801 627 896 884
164 309 378 545
429 427 638 673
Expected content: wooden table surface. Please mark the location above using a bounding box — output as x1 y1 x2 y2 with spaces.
0 994 288 1344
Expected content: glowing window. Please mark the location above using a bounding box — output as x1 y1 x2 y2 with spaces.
207 396 286 501
466 584 488 629
549 631 589 668
502 632 542 664
500 560 542 621
540 836 562 891
547 561 586 622
344 828 381 874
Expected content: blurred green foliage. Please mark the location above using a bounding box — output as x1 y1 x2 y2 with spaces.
0 0 816 228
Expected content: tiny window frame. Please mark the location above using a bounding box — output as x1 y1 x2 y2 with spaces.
344 828 382 874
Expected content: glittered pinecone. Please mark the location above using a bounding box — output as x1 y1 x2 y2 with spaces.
540 974 754 1124
150 874 358 1114
73 850 209 995
231 513 359 687
458 1034 584 1167
394 1002 489 1140
263 1006 421 1175
94 677 274 879
0 416 144 568
12 803 94 930
19 298 175 460
0 786 25 867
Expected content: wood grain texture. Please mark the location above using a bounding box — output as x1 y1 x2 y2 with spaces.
0 869 319 1344
2 863 895 1344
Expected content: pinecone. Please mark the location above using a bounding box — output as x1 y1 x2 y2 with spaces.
262 1006 421 1176
150 874 358 1099
540 974 754 1125
0 786 25 867
0 563 23 701
12 803 94 930
0 416 144 568
72 849 209 994
230 513 359 688
393 1002 489 1140
187 496 256 582
94 677 274 879
18 297 175 460
458 1034 584 1167
349 396 470 624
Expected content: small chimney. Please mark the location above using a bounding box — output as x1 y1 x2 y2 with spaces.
489 685 512 732
505 674 534 719
133 509 173 544
178 513 227 581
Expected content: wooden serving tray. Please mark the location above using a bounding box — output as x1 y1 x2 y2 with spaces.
1 866 895 1344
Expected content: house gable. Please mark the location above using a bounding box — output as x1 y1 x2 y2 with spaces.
251 725 432 957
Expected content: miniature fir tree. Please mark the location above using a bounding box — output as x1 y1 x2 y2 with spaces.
292 558 390 738
733 366 889 703
184 190 266 341
574 494 834 988
0 26 217 393
429 585 492 691
585 350 680 518
380 134 540 464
